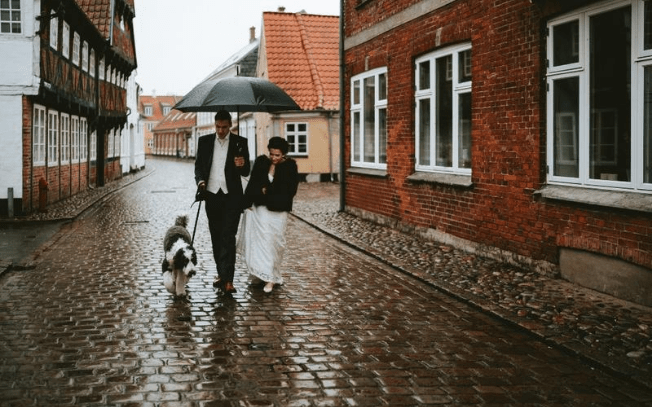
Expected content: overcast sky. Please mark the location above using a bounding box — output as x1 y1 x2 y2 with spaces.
133 0 340 96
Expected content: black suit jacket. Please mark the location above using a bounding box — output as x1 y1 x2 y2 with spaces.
194 133 251 196
244 155 299 212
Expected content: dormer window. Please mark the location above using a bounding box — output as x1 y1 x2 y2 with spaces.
144 105 153 116
162 106 171 115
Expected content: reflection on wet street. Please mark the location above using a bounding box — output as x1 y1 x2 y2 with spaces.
1 157 651 406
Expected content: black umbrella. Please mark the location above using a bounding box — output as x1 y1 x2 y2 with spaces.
173 76 301 113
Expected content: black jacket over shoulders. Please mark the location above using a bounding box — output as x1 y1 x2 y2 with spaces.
244 155 299 212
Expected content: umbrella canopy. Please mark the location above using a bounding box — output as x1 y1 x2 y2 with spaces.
173 76 301 113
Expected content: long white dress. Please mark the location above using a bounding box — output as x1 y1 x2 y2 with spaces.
236 174 288 285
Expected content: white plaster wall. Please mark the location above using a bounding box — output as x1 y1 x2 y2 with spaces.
0 95 24 199
0 0 40 93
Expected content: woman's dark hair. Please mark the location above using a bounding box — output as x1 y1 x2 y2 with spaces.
268 136 289 155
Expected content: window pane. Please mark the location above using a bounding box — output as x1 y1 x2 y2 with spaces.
298 123 306 132
418 99 430 165
646 66 652 183
379 107 387 164
589 6 631 181
553 20 579 66
459 49 472 83
353 80 360 105
418 60 430 90
353 111 360 162
363 76 376 162
436 56 452 167
378 73 387 100
458 92 472 168
553 77 579 177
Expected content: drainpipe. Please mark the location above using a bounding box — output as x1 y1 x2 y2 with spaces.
339 0 345 212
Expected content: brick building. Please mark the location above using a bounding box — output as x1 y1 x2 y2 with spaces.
139 95 181 155
151 110 196 158
342 0 652 305
0 0 137 216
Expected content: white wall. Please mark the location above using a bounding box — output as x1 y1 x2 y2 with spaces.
0 0 40 93
0 95 24 199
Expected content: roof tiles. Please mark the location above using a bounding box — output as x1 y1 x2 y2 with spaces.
262 12 339 111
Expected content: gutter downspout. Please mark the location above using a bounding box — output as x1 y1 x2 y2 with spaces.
339 0 345 212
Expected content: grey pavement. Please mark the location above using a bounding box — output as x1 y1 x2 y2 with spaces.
0 156 651 406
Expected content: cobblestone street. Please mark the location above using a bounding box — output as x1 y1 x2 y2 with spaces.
1 157 652 406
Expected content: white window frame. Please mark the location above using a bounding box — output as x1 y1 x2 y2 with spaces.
107 129 114 158
62 21 69 58
350 67 388 169
546 0 652 192
415 43 472 175
47 110 59 165
72 31 80 66
89 48 95 77
33 105 46 165
144 105 153 116
81 41 88 72
71 115 79 163
90 130 97 161
60 113 70 164
0 0 21 34
285 122 309 156
80 117 88 161
99 57 105 80
49 13 57 49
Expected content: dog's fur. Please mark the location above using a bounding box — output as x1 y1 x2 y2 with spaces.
162 215 197 297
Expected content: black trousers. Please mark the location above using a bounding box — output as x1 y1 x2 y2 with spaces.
204 190 242 283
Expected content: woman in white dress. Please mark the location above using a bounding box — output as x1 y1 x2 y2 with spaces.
238 137 299 293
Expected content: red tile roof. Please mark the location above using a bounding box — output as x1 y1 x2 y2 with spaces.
262 12 339 111
153 110 197 132
139 95 182 121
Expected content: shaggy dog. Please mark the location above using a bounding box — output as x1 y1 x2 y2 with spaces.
162 215 198 297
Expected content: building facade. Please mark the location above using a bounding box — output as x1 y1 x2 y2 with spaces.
138 94 180 155
0 0 137 216
256 10 340 182
342 0 652 305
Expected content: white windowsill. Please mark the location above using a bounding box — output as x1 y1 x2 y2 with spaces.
535 184 652 214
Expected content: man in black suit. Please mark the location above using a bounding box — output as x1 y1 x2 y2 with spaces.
195 110 251 293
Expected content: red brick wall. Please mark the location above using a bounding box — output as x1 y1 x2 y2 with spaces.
343 0 652 270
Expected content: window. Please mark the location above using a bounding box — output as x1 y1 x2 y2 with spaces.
81 41 88 72
415 44 472 173
80 118 88 161
144 105 153 116
60 113 70 164
62 22 69 58
89 48 95 77
0 0 21 33
547 0 652 190
107 129 114 158
71 116 79 162
72 32 80 66
162 105 171 115
49 13 57 48
350 67 387 168
33 105 46 165
99 57 105 80
90 130 97 161
285 122 308 155
48 110 58 164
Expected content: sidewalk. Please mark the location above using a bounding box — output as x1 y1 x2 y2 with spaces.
1 161 651 391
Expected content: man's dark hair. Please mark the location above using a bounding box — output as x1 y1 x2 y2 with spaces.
268 136 289 155
214 110 231 122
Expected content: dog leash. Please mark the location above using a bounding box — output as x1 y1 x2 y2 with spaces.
191 200 201 246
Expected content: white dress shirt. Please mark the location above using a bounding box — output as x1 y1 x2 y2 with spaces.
206 133 230 194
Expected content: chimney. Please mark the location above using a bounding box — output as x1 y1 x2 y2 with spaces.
278 6 285 12
249 26 256 43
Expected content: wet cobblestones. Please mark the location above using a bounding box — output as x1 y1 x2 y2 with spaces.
0 156 651 406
